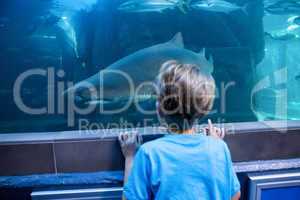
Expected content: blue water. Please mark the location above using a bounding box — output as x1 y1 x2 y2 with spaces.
0 0 299 133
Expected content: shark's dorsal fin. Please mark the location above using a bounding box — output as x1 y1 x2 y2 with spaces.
169 32 184 48
199 48 206 58
198 48 214 74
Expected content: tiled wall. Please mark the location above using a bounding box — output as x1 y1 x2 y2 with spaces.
0 121 300 176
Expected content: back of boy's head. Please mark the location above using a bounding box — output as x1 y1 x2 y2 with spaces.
157 60 216 131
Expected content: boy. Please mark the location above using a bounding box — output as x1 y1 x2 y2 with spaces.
119 61 241 200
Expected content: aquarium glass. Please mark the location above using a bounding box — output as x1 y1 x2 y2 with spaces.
0 0 299 133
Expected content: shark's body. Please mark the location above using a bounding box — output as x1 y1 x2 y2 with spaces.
51 0 98 16
118 0 180 13
66 33 213 104
191 0 247 14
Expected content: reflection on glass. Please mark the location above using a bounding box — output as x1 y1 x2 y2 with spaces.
0 0 299 133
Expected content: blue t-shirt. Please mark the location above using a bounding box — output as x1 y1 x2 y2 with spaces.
124 134 240 200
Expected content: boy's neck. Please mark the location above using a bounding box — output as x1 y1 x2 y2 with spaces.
170 128 195 135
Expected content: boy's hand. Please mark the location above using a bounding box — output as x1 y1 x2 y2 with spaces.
205 119 225 139
119 132 143 159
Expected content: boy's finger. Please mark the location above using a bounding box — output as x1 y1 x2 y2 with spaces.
119 133 128 146
202 128 208 136
132 132 138 142
121 133 127 142
137 134 143 145
127 133 135 144
124 132 132 143
214 127 219 135
135 134 142 146
118 134 123 143
221 128 225 138
208 119 213 132
215 127 220 137
120 133 125 141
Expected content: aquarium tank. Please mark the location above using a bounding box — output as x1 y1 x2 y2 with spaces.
0 0 299 133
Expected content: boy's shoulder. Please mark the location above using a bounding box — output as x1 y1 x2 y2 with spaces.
207 136 228 148
140 136 169 153
140 134 229 155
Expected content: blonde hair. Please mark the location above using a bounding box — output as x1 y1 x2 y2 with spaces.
157 60 216 130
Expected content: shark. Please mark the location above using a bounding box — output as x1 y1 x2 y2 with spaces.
191 0 248 15
65 33 214 105
118 0 180 13
118 0 191 13
51 0 98 16
288 15 300 26
265 0 300 15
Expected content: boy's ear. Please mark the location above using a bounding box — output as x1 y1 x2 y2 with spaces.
156 101 161 114
156 101 165 117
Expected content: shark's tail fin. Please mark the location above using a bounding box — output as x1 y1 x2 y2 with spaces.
241 2 253 16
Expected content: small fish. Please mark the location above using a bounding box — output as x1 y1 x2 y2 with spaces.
295 74 300 81
288 15 300 26
265 1 300 15
57 16 79 58
265 31 299 41
191 0 248 15
118 0 180 13
287 24 300 32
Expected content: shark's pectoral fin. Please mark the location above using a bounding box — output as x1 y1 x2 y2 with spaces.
169 32 184 48
84 95 157 106
207 55 214 74
198 48 214 74
84 99 115 106
134 94 157 102
209 55 214 65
